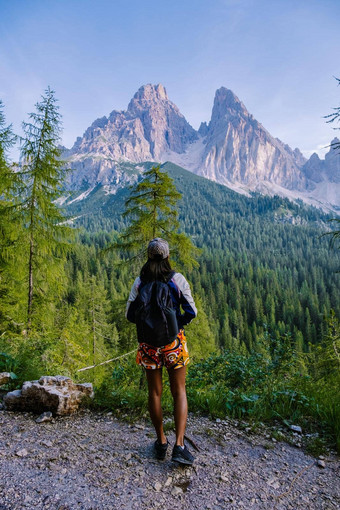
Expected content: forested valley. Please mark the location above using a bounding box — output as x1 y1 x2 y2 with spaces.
1 94 339 453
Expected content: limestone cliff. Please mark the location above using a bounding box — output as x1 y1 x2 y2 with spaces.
64 84 339 210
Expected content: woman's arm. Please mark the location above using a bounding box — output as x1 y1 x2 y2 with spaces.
172 273 197 328
125 276 141 319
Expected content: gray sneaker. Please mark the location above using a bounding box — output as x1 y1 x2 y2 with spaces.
171 444 195 465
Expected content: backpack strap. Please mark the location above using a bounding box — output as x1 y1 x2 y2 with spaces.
165 270 176 283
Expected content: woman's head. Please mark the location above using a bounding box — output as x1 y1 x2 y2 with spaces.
140 238 173 282
147 237 170 260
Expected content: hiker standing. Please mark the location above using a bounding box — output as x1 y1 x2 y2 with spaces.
126 238 197 465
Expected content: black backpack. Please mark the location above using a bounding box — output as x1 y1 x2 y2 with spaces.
127 273 179 347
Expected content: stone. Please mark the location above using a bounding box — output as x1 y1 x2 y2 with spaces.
15 448 28 457
220 472 229 482
0 372 11 386
290 425 302 434
3 375 94 416
171 487 183 496
267 478 280 489
317 460 326 468
164 477 172 487
41 439 53 447
154 482 162 492
134 424 145 430
36 411 53 423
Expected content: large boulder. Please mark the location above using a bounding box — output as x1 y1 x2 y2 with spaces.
3 375 93 415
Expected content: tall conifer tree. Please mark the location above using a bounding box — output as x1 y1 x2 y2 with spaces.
20 87 72 333
0 101 22 333
113 164 200 271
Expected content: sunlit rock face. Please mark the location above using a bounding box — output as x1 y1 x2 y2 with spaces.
126 84 198 158
65 84 198 189
64 84 340 209
197 87 306 190
324 138 340 182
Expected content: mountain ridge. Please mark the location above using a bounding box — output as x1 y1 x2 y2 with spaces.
63 84 340 212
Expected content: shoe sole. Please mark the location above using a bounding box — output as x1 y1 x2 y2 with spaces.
171 455 194 465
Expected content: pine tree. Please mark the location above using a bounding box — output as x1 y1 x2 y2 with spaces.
325 76 340 152
0 100 23 333
19 87 73 333
322 77 340 269
112 164 200 271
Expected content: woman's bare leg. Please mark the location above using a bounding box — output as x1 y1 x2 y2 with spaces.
168 366 187 446
145 368 167 444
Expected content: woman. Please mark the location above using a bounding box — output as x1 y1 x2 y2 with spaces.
126 238 197 465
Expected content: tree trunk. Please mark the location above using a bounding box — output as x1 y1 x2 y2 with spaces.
27 225 34 333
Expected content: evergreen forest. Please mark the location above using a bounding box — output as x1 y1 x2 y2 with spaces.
1 92 340 453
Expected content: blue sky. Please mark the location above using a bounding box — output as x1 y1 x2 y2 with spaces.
1 0 339 160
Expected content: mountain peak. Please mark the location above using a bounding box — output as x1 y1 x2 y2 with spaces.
128 83 168 109
214 87 246 112
210 87 248 125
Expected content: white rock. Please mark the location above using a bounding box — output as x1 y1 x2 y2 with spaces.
164 477 172 487
15 448 28 457
290 424 302 433
4 376 93 416
36 411 53 423
171 486 183 496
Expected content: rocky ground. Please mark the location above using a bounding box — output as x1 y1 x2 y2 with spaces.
0 407 339 510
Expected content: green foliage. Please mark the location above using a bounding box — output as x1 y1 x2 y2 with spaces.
89 318 340 453
0 352 18 384
321 218 340 272
111 164 200 270
322 78 340 268
185 318 340 451
302 311 340 451
1 94 339 454
19 87 74 332
68 162 340 353
184 296 217 359
0 336 45 384
0 101 23 335
324 76 340 152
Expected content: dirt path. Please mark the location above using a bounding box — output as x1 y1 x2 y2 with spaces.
0 408 339 510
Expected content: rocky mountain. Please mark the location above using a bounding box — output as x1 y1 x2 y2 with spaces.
303 138 340 183
65 84 197 190
164 87 307 191
64 84 340 212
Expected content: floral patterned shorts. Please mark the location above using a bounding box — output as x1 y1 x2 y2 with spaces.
136 329 190 370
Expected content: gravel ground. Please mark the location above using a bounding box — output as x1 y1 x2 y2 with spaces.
0 407 339 510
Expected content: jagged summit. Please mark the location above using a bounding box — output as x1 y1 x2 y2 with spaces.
128 83 168 108
64 84 340 211
212 87 248 116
